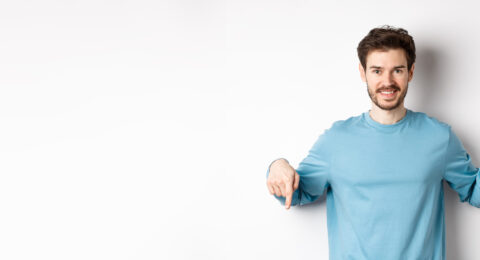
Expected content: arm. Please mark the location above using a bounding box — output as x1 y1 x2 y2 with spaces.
443 126 480 207
266 132 331 208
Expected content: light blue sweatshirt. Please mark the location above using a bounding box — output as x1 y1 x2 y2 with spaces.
267 109 480 260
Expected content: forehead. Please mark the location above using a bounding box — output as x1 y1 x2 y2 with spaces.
366 48 407 67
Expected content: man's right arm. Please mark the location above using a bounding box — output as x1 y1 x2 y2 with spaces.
266 132 331 209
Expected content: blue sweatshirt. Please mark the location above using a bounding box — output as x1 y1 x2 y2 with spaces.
267 109 480 260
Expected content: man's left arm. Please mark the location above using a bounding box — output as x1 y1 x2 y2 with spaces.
443 126 480 208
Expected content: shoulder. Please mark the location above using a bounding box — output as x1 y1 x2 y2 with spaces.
406 110 455 148
327 112 365 133
409 110 451 133
309 113 361 146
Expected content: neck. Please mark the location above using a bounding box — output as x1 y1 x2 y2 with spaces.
369 104 407 125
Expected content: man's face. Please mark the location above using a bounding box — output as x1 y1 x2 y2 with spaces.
359 48 414 111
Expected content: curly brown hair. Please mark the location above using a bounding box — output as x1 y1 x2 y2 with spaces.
357 25 416 71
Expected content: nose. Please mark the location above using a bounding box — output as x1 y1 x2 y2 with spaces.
382 71 395 86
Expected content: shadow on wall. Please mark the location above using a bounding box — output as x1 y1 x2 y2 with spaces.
409 45 477 260
415 45 480 166
411 45 447 119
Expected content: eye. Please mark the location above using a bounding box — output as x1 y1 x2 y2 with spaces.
395 69 403 73
373 70 380 74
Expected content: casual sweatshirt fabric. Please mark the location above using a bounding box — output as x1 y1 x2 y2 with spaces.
266 109 480 260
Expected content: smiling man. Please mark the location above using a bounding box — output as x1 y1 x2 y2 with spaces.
266 26 480 260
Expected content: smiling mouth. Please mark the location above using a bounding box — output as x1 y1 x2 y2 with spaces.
378 89 398 99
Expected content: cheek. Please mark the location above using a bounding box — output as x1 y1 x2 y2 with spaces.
396 74 409 83
366 77 381 86
394 78 409 90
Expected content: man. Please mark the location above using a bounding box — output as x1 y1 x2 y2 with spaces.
266 25 480 260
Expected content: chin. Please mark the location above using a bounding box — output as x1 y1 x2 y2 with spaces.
379 105 401 111
377 101 403 111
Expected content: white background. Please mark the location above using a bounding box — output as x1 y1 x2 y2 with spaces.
0 0 479 259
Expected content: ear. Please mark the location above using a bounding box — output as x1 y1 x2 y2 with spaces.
408 63 415 82
359 63 366 82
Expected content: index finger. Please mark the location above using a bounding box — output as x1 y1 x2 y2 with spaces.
284 182 293 210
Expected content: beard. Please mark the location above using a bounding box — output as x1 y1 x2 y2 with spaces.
367 82 408 111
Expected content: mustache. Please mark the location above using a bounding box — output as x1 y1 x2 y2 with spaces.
377 85 400 92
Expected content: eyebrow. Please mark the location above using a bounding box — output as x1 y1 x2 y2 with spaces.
369 65 407 69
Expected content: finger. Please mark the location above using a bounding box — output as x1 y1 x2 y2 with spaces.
266 182 275 195
285 182 293 210
293 171 300 191
273 185 282 197
278 181 286 197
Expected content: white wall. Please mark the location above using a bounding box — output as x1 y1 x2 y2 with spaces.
0 0 479 259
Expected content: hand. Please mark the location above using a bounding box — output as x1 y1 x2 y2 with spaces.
266 159 300 210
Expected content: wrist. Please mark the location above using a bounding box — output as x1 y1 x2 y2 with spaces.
269 158 289 170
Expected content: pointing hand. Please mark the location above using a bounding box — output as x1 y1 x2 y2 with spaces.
266 159 300 209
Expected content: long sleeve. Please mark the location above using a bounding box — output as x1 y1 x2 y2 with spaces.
266 130 331 206
443 126 480 207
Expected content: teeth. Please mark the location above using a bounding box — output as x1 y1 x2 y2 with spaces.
381 91 394 94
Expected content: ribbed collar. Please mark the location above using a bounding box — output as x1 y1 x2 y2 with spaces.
363 109 412 132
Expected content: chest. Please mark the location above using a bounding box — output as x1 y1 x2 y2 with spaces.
330 132 446 188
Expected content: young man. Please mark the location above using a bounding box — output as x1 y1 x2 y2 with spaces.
266 25 480 260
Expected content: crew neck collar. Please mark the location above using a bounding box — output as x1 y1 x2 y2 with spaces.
363 108 412 131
